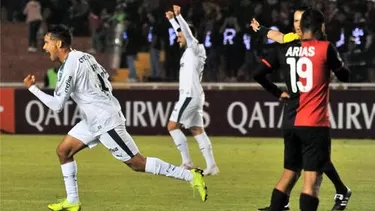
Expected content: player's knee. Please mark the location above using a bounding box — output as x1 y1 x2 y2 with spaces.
56 144 70 161
190 126 204 136
167 121 179 131
303 172 323 196
124 154 146 172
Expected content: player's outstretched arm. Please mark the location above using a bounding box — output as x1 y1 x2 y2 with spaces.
24 62 76 112
250 18 284 44
166 11 180 34
173 5 196 47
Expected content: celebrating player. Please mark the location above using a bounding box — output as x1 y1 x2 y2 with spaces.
23 25 208 211
253 8 350 211
165 5 219 176
251 7 352 211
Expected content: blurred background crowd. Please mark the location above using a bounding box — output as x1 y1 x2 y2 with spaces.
1 0 375 83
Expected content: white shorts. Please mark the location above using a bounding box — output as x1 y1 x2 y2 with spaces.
169 96 204 128
68 121 139 162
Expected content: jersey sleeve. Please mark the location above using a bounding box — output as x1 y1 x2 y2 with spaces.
283 33 300 43
175 14 199 52
253 47 283 98
326 43 350 82
261 47 280 70
168 18 180 34
327 43 344 71
29 57 77 112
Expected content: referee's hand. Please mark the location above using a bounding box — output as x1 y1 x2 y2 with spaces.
24 74 36 88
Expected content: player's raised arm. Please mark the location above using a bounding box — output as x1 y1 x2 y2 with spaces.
25 60 76 112
250 18 285 44
166 11 180 34
173 5 196 47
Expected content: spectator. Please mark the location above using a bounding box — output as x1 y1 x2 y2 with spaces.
88 9 110 54
220 16 242 81
163 19 180 82
146 12 162 81
121 17 140 82
44 61 61 89
202 2 222 81
69 0 90 36
23 0 42 52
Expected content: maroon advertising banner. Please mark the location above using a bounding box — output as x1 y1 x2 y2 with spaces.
13 89 375 139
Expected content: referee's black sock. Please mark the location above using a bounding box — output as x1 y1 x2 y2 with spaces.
300 193 319 211
269 188 287 211
323 162 347 193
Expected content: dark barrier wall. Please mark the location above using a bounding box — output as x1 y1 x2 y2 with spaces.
1 89 374 139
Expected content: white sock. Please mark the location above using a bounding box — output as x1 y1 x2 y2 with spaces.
145 157 193 182
194 132 216 168
61 161 79 203
169 129 191 164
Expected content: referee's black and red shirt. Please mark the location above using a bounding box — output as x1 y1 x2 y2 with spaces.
253 40 350 129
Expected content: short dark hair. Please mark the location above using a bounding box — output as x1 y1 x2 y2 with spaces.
47 25 73 48
300 8 326 39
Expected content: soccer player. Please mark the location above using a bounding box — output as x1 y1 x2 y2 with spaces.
252 8 350 211
23 24 208 211
165 5 219 176
251 7 352 211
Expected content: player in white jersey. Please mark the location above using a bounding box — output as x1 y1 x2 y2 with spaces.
165 5 219 176
23 25 208 211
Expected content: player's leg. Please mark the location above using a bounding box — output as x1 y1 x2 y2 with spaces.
299 127 331 211
48 121 99 211
262 130 302 211
190 126 218 175
187 101 218 175
323 162 348 194
300 171 323 211
99 124 208 201
322 155 352 209
258 171 300 211
168 97 193 168
323 162 352 210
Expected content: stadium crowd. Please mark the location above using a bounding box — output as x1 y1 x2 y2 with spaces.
2 0 375 82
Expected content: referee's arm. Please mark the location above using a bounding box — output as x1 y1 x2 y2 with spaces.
253 61 283 99
250 18 285 44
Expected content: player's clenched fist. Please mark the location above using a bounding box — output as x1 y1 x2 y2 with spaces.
250 18 260 31
173 5 181 15
165 11 174 20
24 74 36 88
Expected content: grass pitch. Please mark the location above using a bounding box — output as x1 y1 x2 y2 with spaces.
1 135 374 211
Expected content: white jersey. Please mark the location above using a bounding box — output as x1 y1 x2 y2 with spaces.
179 40 206 99
29 50 125 136
169 14 207 100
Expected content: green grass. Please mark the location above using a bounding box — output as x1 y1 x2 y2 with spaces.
0 135 374 211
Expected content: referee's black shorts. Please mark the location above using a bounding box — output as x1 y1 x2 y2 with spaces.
283 127 331 172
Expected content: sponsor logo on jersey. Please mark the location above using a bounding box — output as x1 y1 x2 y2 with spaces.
64 76 72 93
